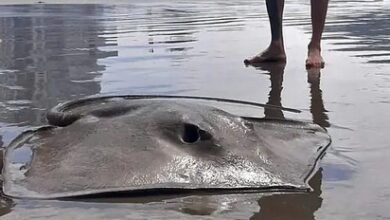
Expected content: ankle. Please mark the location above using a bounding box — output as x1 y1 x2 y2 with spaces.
269 40 285 51
308 42 321 51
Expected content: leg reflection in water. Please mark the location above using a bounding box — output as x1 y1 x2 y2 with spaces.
263 63 286 120
307 68 330 128
247 62 286 120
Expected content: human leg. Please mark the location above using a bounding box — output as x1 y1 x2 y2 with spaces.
306 0 329 68
245 0 286 64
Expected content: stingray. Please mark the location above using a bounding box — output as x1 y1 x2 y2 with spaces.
2 96 331 199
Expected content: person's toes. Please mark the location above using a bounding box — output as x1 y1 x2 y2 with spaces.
245 55 269 64
244 53 286 65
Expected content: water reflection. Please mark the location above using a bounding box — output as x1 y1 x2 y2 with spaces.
307 68 330 128
242 63 330 219
252 169 323 220
250 62 286 120
0 4 118 126
247 62 330 128
0 5 120 216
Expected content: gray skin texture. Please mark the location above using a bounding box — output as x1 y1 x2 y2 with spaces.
3 99 330 199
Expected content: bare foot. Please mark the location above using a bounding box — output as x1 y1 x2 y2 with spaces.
244 42 286 65
306 46 325 68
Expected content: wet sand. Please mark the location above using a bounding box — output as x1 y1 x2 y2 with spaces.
0 0 389 219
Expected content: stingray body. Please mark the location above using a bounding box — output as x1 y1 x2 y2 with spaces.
2 97 330 199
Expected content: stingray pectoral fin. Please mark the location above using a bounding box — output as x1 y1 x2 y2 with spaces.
247 117 331 182
2 127 56 199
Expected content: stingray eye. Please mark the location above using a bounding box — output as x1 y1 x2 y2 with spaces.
181 123 212 144
181 123 200 143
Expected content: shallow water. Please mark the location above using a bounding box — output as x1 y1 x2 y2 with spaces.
0 0 389 219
